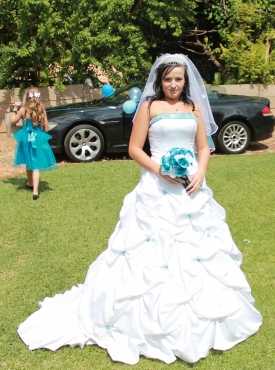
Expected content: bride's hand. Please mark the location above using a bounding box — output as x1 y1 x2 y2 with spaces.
155 165 180 184
186 170 205 194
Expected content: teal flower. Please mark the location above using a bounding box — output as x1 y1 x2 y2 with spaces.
160 148 193 177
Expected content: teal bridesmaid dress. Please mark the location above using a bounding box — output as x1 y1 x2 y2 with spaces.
13 118 56 170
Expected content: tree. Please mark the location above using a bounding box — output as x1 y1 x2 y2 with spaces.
169 0 274 84
193 0 274 83
219 0 275 83
0 0 196 88
0 0 274 88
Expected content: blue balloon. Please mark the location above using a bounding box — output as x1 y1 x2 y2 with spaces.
101 84 115 97
128 87 142 102
122 100 137 114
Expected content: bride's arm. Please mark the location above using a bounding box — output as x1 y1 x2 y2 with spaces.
128 101 160 174
195 111 210 175
186 108 210 193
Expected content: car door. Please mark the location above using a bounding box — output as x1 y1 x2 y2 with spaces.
123 111 135 141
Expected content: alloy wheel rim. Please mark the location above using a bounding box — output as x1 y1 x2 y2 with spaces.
223 123 248 152
69 128 101 161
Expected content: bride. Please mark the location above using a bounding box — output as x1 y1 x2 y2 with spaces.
17 54 262 364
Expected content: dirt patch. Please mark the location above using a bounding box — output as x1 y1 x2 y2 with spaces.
0 128 25 179
245 130 275 154
0 124 274 180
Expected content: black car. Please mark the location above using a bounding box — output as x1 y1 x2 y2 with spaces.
47 87 274 161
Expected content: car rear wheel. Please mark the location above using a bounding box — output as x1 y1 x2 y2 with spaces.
217 121 251 154
64 124 104 162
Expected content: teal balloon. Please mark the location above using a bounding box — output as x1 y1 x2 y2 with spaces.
128 87 142 102
101 84 115 97
122 100 137 114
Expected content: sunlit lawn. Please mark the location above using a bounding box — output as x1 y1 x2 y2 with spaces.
0 153 275 370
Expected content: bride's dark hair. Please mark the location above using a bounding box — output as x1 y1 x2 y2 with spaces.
148 63 194 110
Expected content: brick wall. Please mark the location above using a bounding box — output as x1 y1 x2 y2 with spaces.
212 84 275 115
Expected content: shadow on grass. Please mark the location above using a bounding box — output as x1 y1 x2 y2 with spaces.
211 349 224 357
248 141 269 152
54 151 131 164
2 177 53 193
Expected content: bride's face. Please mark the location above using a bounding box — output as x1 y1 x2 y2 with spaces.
161 66 185 101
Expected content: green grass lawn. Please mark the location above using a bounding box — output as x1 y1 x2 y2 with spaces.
0 153 275 370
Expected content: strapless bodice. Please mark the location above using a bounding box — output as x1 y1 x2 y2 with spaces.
148 113 197 161
23 118 40 128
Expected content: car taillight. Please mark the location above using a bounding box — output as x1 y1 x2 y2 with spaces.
261 105 272 115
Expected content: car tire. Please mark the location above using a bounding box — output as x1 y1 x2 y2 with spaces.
217 120 251 154
64 124 104 162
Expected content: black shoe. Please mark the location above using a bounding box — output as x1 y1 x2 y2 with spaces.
32 194 39 200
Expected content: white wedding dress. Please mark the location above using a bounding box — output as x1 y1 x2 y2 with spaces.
18 113 262 364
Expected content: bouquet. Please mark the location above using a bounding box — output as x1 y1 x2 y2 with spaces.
160 148 194 188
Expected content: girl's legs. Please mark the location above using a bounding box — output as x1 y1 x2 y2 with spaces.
26 169 33 187
32 170 40 196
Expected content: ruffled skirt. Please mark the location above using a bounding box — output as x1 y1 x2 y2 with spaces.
13 125 56 170
17 170 262 364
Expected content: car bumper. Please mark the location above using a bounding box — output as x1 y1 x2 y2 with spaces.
251 114 274 141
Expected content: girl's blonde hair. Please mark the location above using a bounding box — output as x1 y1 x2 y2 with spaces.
23 88 46 127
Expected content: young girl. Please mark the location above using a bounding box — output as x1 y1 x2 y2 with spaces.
10 87 56 199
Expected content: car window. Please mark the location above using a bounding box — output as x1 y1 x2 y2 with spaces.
100 83 144 105
101 92 128 105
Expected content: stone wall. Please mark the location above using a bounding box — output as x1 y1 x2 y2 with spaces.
212 84 275 115
0 84 101 109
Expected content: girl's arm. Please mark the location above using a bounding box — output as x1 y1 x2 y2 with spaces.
186 107 210 194
128 101 160 175
10 107 25 125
